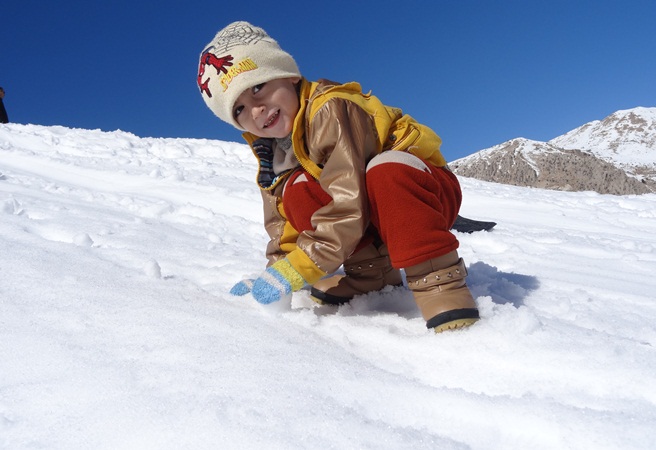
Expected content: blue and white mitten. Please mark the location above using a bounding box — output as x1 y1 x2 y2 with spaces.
229 279 255 296
230 259 306 304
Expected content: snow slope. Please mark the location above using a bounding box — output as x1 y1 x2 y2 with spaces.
2 123 656 449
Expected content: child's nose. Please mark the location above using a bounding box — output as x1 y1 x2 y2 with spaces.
252 105 265 121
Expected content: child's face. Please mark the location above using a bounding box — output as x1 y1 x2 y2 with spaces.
233 77 300 138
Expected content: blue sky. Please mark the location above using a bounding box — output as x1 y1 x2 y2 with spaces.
2 0 655 160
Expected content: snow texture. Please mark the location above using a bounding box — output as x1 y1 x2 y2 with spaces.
1 123 656 449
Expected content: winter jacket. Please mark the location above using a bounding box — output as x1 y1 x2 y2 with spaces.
243 78 447 285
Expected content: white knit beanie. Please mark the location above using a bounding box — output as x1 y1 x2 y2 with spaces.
197 21 301 129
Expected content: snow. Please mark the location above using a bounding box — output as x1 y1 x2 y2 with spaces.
2 123 656 449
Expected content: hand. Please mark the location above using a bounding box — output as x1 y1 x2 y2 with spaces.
231 259 306 304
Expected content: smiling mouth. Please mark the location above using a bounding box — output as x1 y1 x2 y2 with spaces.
263 110 280 128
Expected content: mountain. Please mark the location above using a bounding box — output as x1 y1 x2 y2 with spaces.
451 107 656 195
550 107 656 183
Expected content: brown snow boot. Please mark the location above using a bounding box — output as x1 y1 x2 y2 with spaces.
310 243 403 305
405 251 479 332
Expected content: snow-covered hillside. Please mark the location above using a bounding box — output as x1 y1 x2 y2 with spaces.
2 123 656 449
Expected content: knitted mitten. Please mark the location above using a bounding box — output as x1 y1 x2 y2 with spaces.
230 279 255 296
231 259 306 304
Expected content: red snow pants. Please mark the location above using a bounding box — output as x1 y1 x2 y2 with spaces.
282 151 462 269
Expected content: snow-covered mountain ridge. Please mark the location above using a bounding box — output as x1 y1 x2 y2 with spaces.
550 107 656 167
452 107 656 195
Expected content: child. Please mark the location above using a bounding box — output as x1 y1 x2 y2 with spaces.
197 21 479 332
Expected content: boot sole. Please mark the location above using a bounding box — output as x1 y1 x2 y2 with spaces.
310 296 344 306
426 308 480 332
310 283 404 306
433 317 479 333
309 288 351 305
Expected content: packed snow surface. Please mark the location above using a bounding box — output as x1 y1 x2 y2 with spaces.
1 124 656 449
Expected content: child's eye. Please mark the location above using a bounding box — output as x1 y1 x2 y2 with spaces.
233 105 244 119
252 83 265 94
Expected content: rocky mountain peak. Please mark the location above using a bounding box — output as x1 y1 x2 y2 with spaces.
451 107 656 195
549 107 656 164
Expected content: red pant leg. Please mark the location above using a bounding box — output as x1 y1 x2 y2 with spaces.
365 151 461 268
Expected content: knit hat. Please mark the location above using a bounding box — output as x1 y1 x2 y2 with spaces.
197 21 301 129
